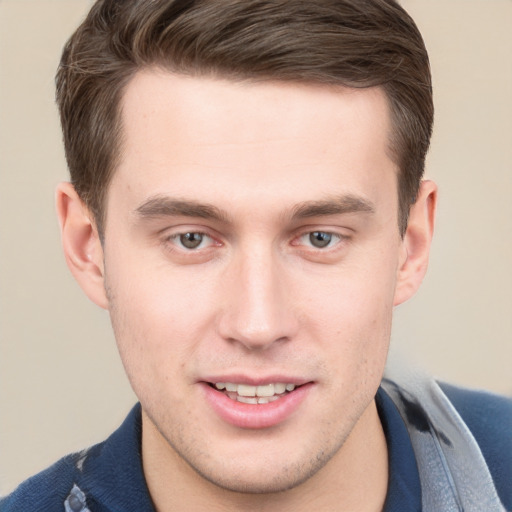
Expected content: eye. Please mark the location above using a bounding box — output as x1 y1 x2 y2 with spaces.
308 231 334 248
298 231 342 249
171 232 214 250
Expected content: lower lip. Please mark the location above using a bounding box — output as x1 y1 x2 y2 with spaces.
201 383 313 429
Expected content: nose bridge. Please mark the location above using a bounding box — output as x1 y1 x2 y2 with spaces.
219 240 294 350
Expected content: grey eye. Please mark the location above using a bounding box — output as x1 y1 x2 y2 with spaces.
179 232 204 249
309 231 332 248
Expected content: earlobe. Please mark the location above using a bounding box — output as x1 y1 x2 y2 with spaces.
394 180 437 306
56 182 109 309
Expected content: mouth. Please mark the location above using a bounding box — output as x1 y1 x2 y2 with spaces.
202 379 313 429
208 382 299 404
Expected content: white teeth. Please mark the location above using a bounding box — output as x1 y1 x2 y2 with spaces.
256 383 274 397
237 384 257 397
257 395 280 404
214 382 297 400
237 396 258 404
274 383 286 394
238 395 281 404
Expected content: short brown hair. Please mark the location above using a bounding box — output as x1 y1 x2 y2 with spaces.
56 0 433 237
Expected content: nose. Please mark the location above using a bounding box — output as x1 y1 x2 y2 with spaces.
217 246 298 351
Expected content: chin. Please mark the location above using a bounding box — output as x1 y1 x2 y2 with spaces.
188 444 338 496
197 465 313 495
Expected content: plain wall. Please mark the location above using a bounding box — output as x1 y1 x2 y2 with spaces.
1 0 511 495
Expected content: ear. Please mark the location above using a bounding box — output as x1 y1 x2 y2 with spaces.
56 182 109 309
394 180 437 306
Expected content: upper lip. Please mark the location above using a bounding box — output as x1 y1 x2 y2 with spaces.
200 375 312 386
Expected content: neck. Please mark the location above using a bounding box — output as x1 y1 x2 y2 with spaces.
142 400 388 512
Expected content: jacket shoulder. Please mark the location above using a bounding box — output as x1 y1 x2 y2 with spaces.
0 450 90 511
441 382 512 510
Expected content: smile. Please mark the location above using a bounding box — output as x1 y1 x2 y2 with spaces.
212 382 297 404
203 380 312 429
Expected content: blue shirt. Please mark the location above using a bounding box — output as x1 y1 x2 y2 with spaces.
2 385 511 511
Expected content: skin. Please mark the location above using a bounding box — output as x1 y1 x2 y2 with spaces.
57 70 436 511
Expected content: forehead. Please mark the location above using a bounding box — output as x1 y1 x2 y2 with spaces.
112 70 396 216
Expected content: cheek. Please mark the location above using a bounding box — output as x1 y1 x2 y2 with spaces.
298 255 396 376
303 255 396 329
107 248 215 334
104 253 217 392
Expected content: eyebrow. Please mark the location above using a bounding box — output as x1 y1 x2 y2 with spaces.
135 196 230 223
134 193 375 223
290 195 375 220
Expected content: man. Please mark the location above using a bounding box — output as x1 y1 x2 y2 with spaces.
1 0 510 511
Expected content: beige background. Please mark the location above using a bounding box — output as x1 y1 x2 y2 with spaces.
1 0 511 496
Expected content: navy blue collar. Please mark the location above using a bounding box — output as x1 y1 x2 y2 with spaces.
376 387 422 511
77 404 156 511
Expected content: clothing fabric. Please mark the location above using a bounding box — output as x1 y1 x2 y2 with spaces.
382 376 511 511
1 383 511 512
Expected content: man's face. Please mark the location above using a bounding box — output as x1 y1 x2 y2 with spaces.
103 71 405 492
